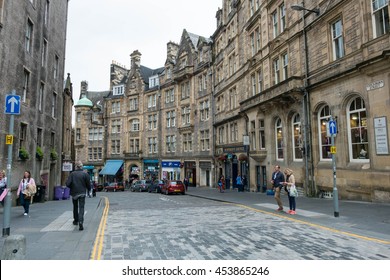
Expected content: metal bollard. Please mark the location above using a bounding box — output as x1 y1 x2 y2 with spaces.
1 234 26 259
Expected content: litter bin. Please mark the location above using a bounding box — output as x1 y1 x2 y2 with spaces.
63 187 70 200
33 185 45 203
54 186 64 200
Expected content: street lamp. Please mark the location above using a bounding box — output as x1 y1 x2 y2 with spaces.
291 3 320 196
291 4 319 15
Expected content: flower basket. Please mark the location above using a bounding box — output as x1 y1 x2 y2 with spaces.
19 147 30 160
36 146 44 161
238 153 248 162
217 155 227 162
50 149 58 161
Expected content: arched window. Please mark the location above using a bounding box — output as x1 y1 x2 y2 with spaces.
130 118 140 132
275 118 283 160
347 97 369 162
292 114 302 160
318 105 332 161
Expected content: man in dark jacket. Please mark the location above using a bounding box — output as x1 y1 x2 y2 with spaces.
66 161 90 230
270 165 285 211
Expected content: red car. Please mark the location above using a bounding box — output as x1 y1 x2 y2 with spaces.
104 182 125 192
161 180 185 195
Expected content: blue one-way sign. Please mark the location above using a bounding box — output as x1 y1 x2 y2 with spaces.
5 95 21 115
329 120 337 135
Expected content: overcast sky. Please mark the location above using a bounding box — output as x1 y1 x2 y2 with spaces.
64 0 222 101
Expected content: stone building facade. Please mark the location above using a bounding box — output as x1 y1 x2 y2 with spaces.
76 0 390 202
98 31 215 187
215 0 390 201
74 81 109 184
0 0 70 200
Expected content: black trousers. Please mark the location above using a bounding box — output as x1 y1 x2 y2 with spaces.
72 195 86 224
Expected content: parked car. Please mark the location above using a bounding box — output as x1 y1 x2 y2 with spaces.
148 179 165 193
161 180 185 195
130 180 152 192
104 182 125 192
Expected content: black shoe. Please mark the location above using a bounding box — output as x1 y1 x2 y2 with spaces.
79 223 84 231
73 220 78 225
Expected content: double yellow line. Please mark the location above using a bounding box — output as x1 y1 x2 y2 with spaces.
90 196 109 260
235 203 390 245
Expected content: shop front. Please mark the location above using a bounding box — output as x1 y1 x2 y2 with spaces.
143 159 159 180
161 160 181 181
184 161 196 186
199 161 212 187
222 146 247 189
99 160 124 183
83 165 95 181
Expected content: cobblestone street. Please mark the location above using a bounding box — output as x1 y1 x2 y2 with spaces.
101 193 390 260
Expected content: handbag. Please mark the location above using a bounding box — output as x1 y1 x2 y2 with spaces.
289 185 298 197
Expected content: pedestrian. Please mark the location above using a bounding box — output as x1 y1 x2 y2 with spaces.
184 177 189 191
17 171 37 216
0 170 7 206
283 168 297 214
218 175 225 193
66 161 91 231
236 174 243 192
242 175 248 192
270 165 285 211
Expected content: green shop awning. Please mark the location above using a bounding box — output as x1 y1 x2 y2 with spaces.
99 160 123 175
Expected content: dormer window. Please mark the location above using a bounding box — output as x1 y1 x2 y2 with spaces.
113 85 124 96
149 75 159 88
180 58 187 69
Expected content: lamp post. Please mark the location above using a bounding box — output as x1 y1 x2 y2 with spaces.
291 3 320 196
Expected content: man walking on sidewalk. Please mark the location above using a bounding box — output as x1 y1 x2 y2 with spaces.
270 165 285 211
66 161 91 231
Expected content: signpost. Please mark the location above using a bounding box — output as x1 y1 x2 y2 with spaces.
3 90 20 236
328 117 339 217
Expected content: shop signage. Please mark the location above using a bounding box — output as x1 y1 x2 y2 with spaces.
62 162 73 172
374 116 389 155
162 161 181 168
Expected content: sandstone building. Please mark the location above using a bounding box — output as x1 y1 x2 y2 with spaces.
76 0 390 202
0 0 70 200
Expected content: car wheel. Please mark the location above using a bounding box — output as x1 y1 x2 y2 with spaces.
182 191 185 195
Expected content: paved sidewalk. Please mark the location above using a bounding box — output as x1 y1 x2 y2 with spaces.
0 195 105 259
0 186 389 259
186 187 390 242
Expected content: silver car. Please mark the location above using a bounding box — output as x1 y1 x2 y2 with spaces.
130 180 152 192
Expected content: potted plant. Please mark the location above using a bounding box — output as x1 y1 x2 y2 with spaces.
36 146 44 161
50 148 58 161
19 147 30 160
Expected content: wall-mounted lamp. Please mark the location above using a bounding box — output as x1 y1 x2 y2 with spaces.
291 4 320 15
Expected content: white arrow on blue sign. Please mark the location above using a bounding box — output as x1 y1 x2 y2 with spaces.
5 95 21 115
329 120 337 135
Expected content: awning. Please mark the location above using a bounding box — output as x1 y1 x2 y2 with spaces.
99 160 123 175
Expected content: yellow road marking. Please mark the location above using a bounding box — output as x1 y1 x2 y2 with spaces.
91 196 109 260
233 203 390 245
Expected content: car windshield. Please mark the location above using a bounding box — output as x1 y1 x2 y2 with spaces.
171 181 182 185
139 180 151 184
